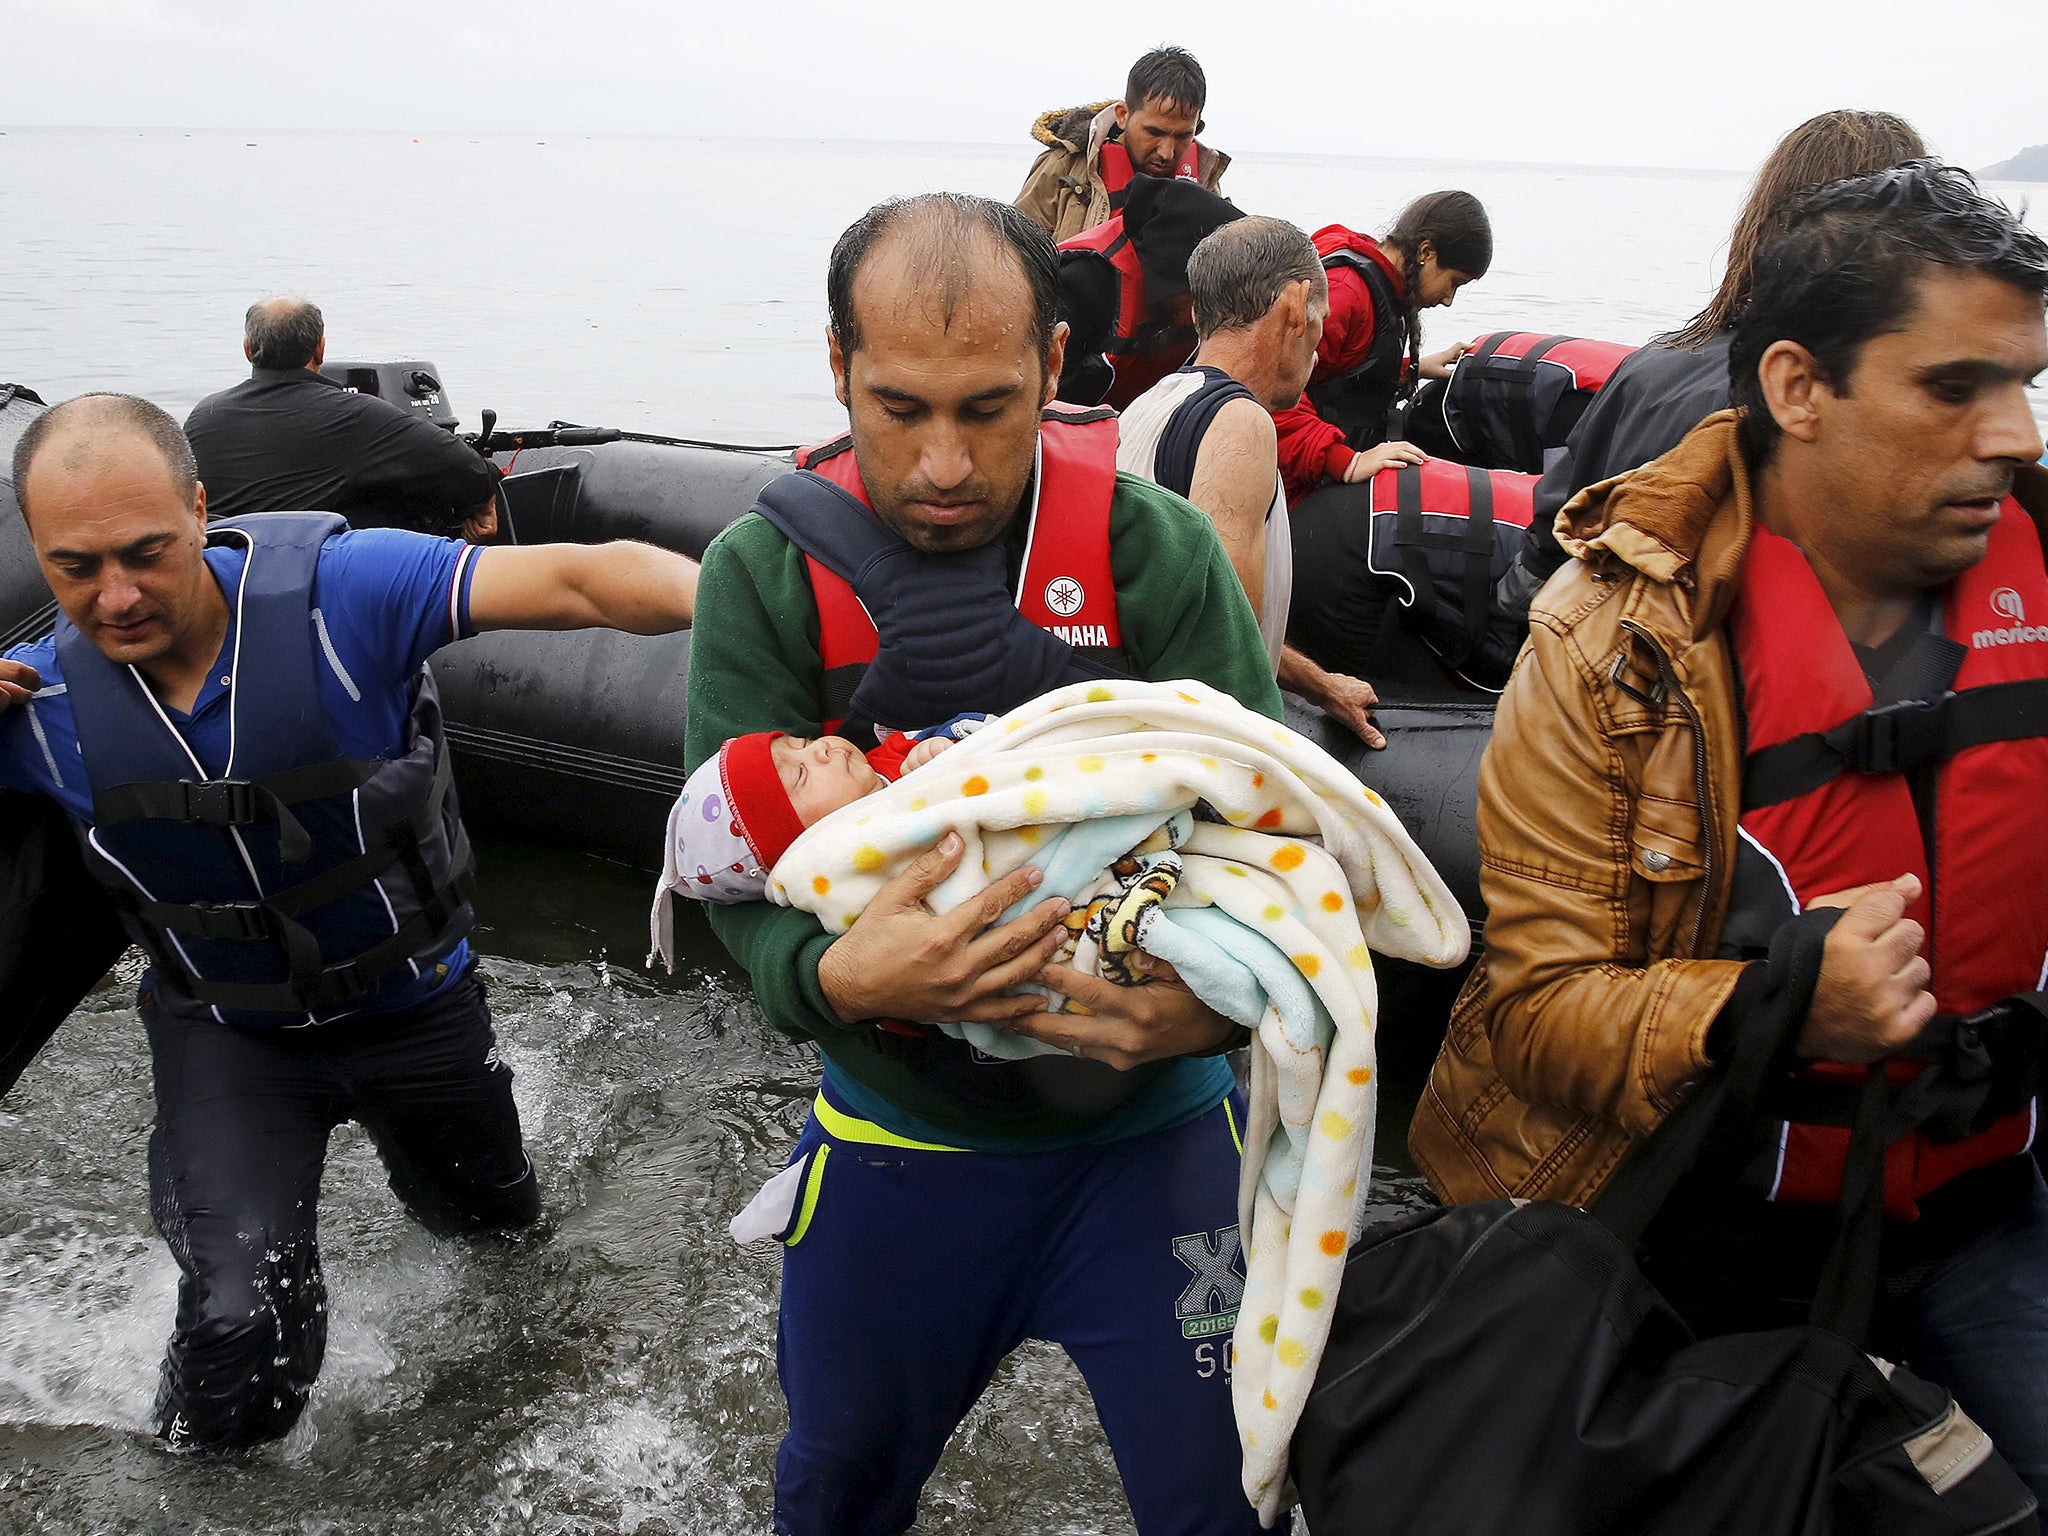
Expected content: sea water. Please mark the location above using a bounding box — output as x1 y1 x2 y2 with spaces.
0 130 2042 1535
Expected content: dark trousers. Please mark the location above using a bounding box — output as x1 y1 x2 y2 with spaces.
142 969 539 1451
773 1083 1274 1536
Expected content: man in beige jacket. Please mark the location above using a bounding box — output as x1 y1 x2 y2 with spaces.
1412 161 2048 1501
1015 46 1229 243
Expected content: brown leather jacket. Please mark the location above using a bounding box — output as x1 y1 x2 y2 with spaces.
1014 102 1230 243
1411 410 2048 1205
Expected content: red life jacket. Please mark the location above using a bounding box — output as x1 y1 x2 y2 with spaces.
1362 458 1536 684
1440 332 1639 474
1097 132 1202 213
792 405 1127 736
1057 217 1192 410
1730 508 2048 1218
1463 332 1633 392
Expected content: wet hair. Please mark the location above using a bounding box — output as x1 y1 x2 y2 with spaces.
1187 217 1325 338
827 192 1061 367
1664 109 1928 348
1126 46 1206 118
11 393 199 521
1730 160 2048 466
244 296 325 370
1381 191 1493 399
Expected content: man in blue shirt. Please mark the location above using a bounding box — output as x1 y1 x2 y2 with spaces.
0 392 699 1452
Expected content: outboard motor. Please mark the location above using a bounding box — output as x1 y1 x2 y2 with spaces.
316 359 460 431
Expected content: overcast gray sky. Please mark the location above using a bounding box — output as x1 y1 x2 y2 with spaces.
3 0 2042 173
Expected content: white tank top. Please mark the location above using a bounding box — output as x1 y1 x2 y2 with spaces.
1116 366 1291 673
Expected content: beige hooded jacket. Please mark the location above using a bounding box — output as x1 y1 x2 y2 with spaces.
1014 101 1230 243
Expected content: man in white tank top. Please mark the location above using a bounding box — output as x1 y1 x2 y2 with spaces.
1118 216 1399 747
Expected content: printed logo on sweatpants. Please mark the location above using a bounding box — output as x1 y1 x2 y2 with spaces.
1172 1225 1244 1339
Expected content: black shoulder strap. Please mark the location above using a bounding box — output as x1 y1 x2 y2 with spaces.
752 469 895 584
1153 367 1258 501
1742 676 2048 809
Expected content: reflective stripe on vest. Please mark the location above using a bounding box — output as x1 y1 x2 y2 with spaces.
1730 508 2048 1216
1305 233 1409 453
57 512 473 1021
790 406 1128 738
1097 135 1203 213
1362 458 1536 681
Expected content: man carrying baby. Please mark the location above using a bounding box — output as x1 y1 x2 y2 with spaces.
682 191 1286 1536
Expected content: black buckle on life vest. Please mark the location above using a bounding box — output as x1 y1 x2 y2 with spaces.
180 778 263 826
153 897 271 943
1772 997 2042 1145
1827 694 1950 776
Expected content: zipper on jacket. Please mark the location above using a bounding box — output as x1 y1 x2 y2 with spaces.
1619 620 1718 958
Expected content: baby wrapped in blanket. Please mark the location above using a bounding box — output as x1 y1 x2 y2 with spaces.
744 677 1467 1523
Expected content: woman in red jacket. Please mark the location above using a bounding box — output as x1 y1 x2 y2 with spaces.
1274 190 1493 502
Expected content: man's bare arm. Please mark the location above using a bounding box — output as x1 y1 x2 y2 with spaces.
466 541 698 633
1184 397 1280 619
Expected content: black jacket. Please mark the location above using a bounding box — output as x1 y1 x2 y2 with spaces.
186 369 500 534
1513 331 1734 588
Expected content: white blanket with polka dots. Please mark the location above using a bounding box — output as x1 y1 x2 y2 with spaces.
768 678 1469 1521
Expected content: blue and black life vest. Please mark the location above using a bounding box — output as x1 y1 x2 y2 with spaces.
58 512 473 1022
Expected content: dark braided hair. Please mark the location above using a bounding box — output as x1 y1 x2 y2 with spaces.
1381 191 1493 397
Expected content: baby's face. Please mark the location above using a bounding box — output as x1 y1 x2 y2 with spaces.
773 735 887 825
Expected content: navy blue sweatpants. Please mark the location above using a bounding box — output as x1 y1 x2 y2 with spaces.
773 1082 1277 1536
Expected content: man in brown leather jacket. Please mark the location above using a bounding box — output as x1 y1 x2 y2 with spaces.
1411 162 2048 1500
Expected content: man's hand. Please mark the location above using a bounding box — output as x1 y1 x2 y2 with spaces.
461 494 500 543
1341 440 1427 483
1278 645 1386 749
0 658 40 709
1798 874 1936 1064
1010 952 1238 1070
1419 342 1471 380
816 831 1070 1026
1312 671 1385 750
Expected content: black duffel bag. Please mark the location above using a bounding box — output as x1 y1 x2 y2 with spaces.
1292 915 2038 1536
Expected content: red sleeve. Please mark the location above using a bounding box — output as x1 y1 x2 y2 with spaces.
1273 395 1349 503
1273 267 1379 502
865 732 915 781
